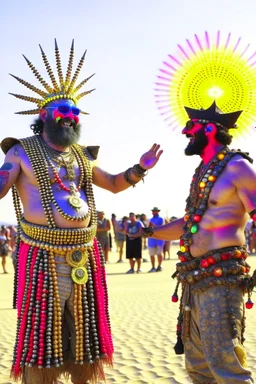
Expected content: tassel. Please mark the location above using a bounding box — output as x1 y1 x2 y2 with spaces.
174 335 184 355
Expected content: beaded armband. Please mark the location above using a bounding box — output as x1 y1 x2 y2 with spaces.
249 209 256 222
124 164 148 187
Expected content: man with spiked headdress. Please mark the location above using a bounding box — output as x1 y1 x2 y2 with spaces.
143 101 256 383
0 40 163 384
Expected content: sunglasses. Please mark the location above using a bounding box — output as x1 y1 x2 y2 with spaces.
185 119 227 130
185 119 209 130
46 105 81 116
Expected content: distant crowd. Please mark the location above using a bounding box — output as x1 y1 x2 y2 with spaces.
96 208 178 274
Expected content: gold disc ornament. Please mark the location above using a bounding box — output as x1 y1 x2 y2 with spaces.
71 266 88 284
68 195 83 210
155 31 256 138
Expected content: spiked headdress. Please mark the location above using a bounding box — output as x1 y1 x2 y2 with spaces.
184 101 243 130
9 39 95 115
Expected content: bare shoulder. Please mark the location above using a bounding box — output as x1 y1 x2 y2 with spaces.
227 154 256 183
5 143 26 163
226 154 254 172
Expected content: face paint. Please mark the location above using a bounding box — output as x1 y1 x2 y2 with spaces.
43 99 81 147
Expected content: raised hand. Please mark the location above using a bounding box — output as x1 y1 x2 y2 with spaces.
139 144 163 170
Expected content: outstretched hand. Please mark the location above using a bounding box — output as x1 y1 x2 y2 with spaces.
139 144 163 170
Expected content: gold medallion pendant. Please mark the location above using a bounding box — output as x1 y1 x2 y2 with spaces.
66 249 88 267
71 266 88 284
68 195 83 210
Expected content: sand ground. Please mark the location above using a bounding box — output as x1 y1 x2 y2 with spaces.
0 245 255 384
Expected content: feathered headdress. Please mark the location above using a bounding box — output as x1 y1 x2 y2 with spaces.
9 39 95 115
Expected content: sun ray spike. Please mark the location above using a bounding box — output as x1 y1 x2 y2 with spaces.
73 73 95 92
55 39 64 89
9 93 43 104
39 44 60 91
15 108 41 115
9 74 48 98
205 31 210 49
233 37 241 53
225 33 231 49
216 31 221 49
22 55 54 93
67 50 87 93
76 88 96 100
65 39 75 90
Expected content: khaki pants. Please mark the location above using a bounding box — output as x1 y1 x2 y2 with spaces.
183 285 254 384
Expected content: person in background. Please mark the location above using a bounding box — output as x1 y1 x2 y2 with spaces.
111 213 118 252
125 212 143 274
0 225 11 273
148 207 165 272
116 216 128 263
140 213 149 250
96 211 111 263
8 225 17 270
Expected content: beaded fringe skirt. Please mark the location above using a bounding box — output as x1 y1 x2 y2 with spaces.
11 237 113 383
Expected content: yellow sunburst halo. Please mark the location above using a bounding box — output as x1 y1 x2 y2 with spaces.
155 31 256 138
9 39 95 115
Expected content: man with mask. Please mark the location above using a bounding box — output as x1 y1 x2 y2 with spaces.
0 40 163 384
143 101 256 383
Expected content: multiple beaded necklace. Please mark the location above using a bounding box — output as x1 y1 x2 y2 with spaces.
18 135 97 227
45 145 76 181
39 137 86 211
178 147 236 261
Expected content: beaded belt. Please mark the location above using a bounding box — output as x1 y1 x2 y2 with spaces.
20 218 97 284
176 246 252 293
20 217 96 250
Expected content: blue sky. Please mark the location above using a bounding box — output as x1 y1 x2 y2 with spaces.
1 0 256 223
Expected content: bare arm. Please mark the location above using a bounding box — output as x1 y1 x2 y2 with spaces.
92 144 163 193
146 218 185 241
230 158 256 214
0 145 21 199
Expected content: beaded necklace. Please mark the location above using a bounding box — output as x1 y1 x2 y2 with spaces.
17 135 98 227
45 145 76 181
179 147 239 261
39 137 85 211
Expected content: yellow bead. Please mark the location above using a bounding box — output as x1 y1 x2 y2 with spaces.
217 153 225 160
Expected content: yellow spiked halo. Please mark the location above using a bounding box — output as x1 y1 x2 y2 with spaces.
9 39 95 115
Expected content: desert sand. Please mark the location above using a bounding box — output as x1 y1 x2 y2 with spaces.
0 245 255 384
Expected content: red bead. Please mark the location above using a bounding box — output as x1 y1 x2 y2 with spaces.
201 259 209 268
208 256 216 265
193 214 202 223
251 213 256 222
221 253 230 261
245 300 254 309
180 239 184 246
179 255 187 262
213 267 223 277
172 294 179 302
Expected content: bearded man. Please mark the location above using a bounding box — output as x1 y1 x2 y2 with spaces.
0 40 163 384
143 101 256 383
